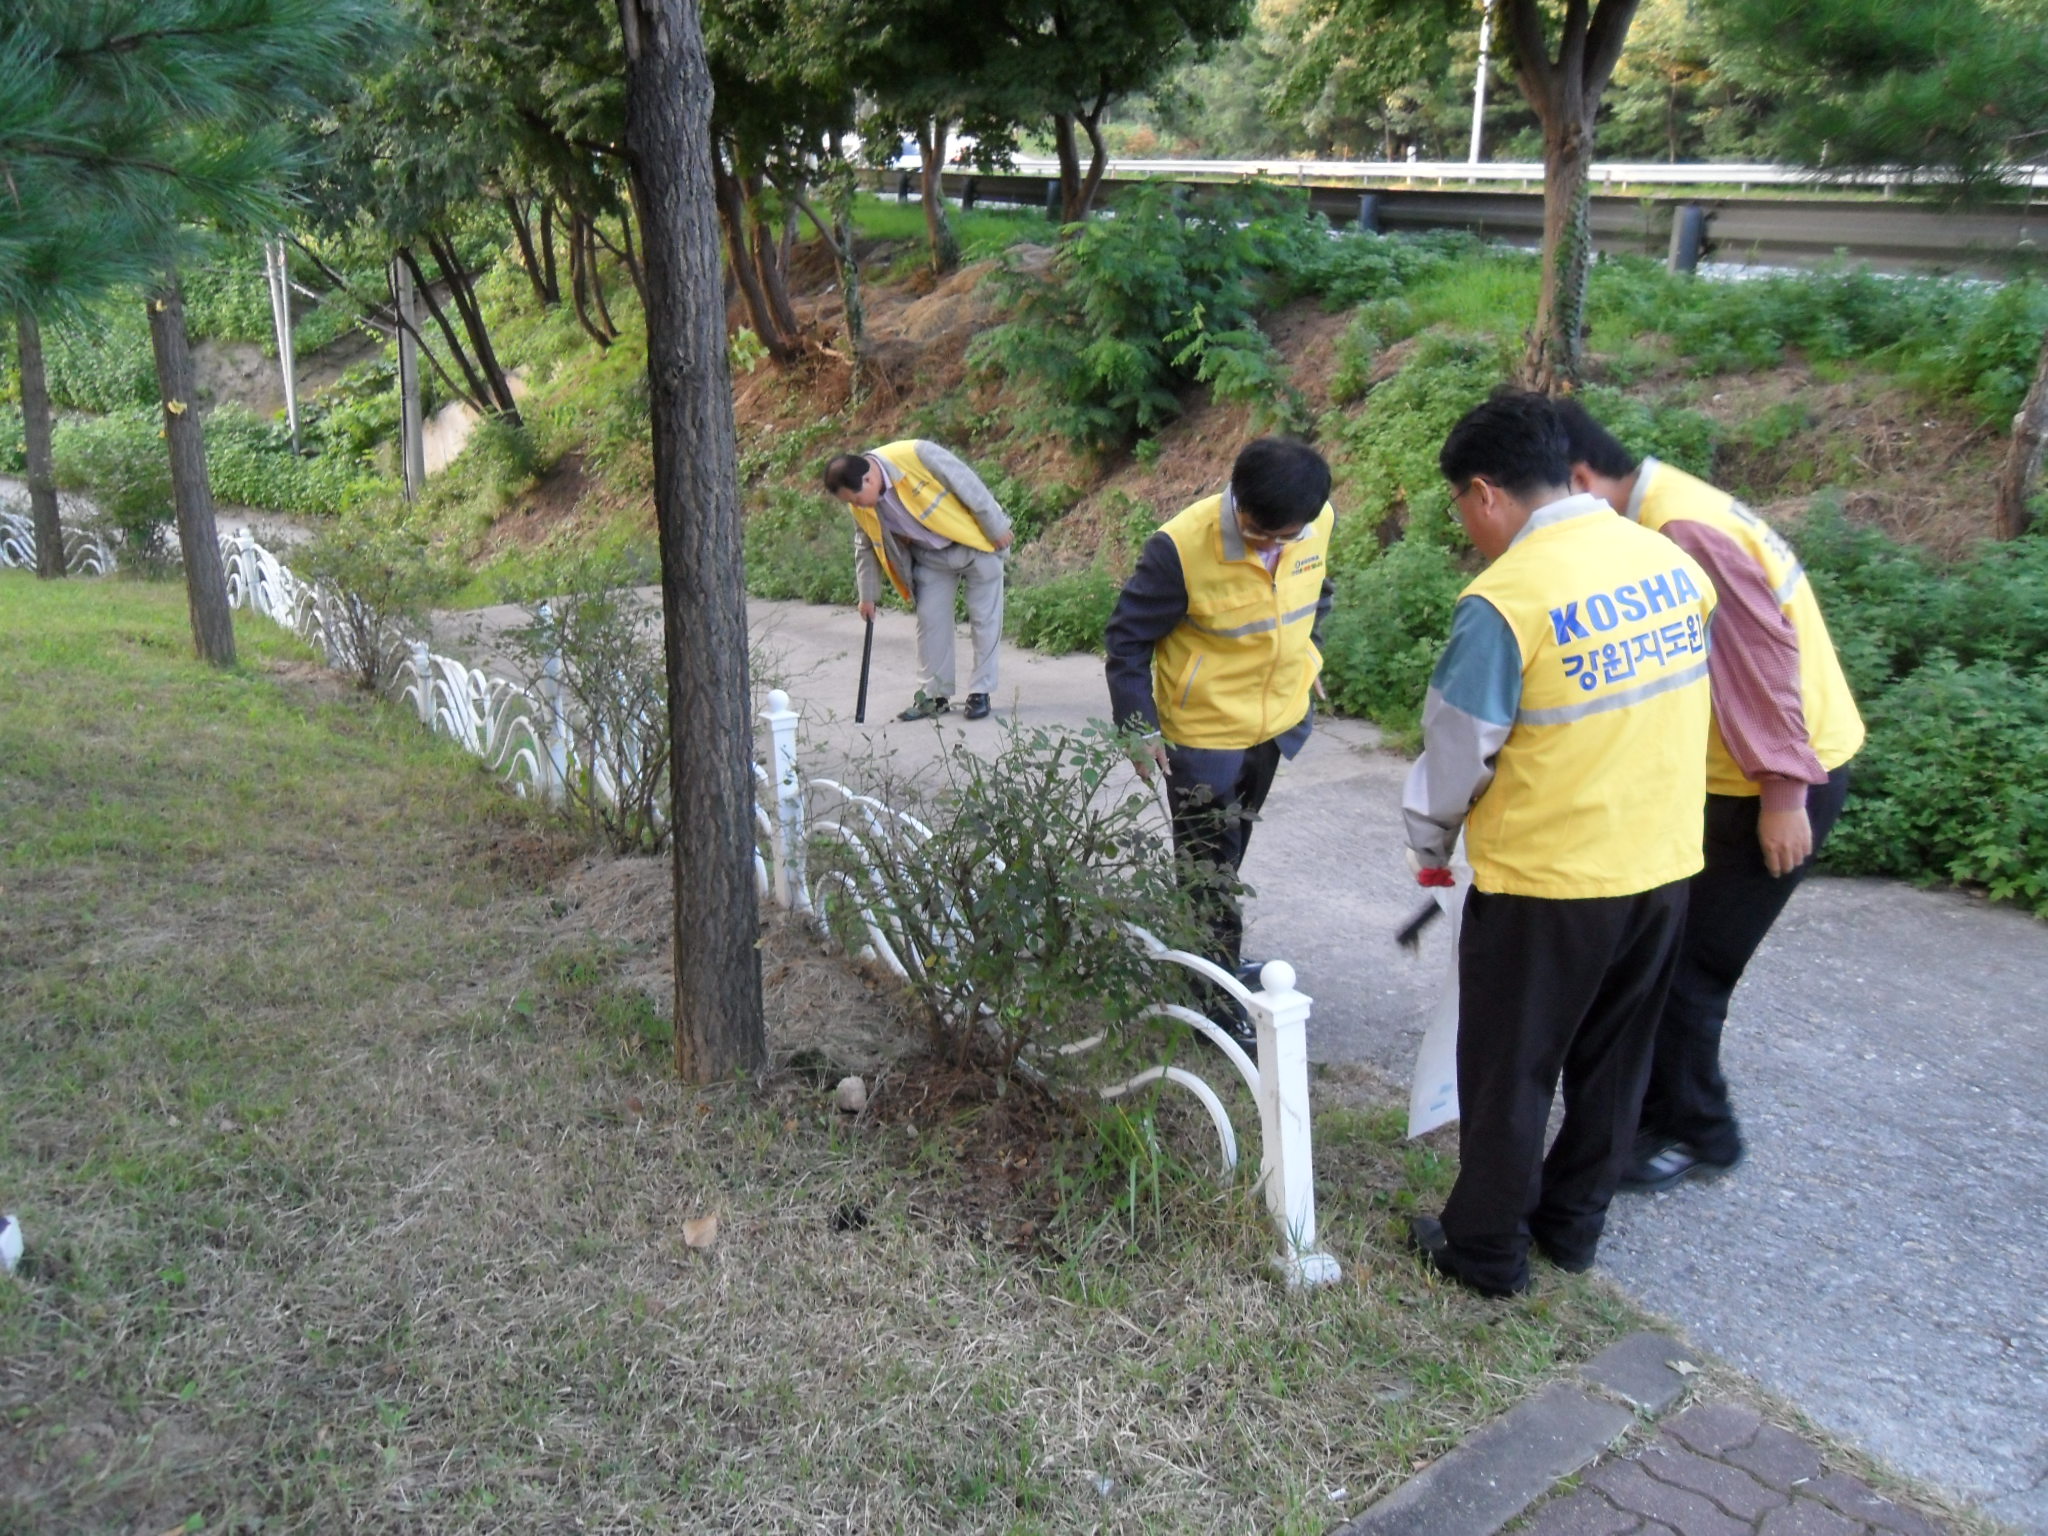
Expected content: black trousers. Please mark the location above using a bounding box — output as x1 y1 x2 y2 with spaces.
1440 880 1689 1295
1165 738 1282 970
1636 765 1852 1163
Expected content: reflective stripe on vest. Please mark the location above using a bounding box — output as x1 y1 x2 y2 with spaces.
1153 493 1332 750
1628 459 1865 793
1460 500 1716 900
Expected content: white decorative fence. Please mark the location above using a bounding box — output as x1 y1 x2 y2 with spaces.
3 509 1341 1288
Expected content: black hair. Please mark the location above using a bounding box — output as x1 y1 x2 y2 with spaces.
1438 387 1572 497
1230 437 1332 530
1551 397 1640 478
822 453 872 495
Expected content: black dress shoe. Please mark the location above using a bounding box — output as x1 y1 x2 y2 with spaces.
963 693 992 720
1620 1139 1744 1193
898 692 949 721
1533 1236 1596 1274
1406 1214 1526 1299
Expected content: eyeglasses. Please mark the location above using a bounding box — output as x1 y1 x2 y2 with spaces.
1240 523 1313 548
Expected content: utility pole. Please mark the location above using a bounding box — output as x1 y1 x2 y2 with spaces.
391 257 426 498
1469 0 1496 165
263 237 300 454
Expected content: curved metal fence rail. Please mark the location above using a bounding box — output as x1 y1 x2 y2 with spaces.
4 511 1341 1287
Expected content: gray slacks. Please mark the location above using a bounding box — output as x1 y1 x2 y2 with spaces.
910 543 1004 698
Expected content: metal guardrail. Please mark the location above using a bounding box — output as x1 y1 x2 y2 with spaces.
875 164 2048 275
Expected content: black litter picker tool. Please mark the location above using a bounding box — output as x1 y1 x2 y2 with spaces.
854 615 874 724
1395 899 1442 955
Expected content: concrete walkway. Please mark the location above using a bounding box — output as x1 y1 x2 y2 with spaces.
456 594 2048 1532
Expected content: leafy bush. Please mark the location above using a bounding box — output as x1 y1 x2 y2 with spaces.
204 404 382 516
1826 656 2048 913
1285 228 1482 311
502 549 671 855
1007 567 1119 655
41 304 158 413
51 408 174 567
1572 385 1719 481
295 503 459 692
971 182 1323 447
1788 498 1946 697
815 724 1207 1071
1316 537 1469 739
745 486 860 606
0 405 23 474
979 463 1079 547
1324 330 1517 562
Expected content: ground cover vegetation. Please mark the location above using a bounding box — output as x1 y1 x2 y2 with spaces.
1 573 1659 1532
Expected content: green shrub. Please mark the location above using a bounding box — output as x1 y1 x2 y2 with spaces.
1571 385 1720 482
1788 498 1946 697
0 405 23 474
1827 655 2048 912
1317 537 1469 739
971 182 1322 447
42 304 158 413
1286 228 1482 311
1007 567 1119 655
745 487 860 606
52 408 174 566
203 403 383 516
295 502 459 692
1325 330 1517 562
980 463 1079 547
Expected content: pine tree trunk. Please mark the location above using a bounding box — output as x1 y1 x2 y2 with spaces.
15 306 64 580
540 199 561 304
617 0 766 1082
1053 114 1083 224
1523 108 1595 392
1993 325 2048 539
146 280 236 668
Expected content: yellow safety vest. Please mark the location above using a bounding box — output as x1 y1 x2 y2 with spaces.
1629 459 1864 795
1462 502 1716 899
848 441 998 603
1153 493 1332 750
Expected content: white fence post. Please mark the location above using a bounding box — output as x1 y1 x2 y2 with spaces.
538 607 571 806
761 689 808 911
411 641 435 728
1248 961 1342 1288
237 525 258 613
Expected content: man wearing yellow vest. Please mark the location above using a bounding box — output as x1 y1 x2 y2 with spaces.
823 440 1014 722
1404 390 1715 1298
1555 401 1863 1194
1105 438 1336 1020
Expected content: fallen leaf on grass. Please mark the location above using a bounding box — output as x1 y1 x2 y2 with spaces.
1669 1359 1700 1376
682 1215 719 1250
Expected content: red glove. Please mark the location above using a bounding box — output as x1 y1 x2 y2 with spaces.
1415 865 1455 888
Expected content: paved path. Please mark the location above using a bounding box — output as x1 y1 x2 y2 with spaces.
448 594 2048 1532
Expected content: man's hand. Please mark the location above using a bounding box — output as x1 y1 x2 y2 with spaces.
858 600 876 622
1405 847 1455 887
1132 736 1169 785
1758 806 1813 878
992 529 1015 551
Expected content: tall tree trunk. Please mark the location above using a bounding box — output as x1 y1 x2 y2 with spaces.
568 214 613 349
1524 108 1596 391
396 245 495 414
1506 0 1642 393
1077 108 1111 222
504 194 551 307
751 194 803 345
1052 114 1082 224
15 306 64 580
425 229 522 423
917 119 960 274
146 280 235 668
1993 327 2048 538
539 198 561 304
617 0 765 1081
712 153 798 360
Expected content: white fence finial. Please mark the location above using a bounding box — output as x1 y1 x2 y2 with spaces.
1249 963 1343 1288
